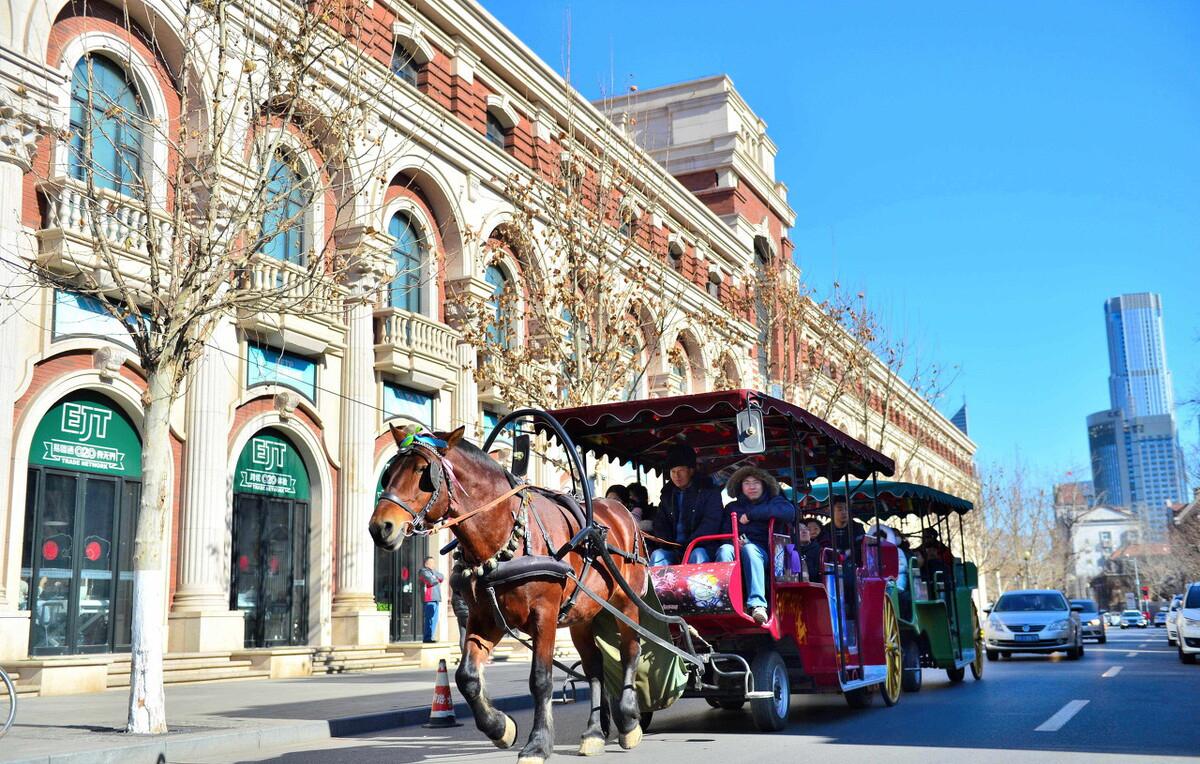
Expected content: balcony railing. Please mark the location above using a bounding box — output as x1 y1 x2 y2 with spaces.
237 257 344 318
373 307 461 387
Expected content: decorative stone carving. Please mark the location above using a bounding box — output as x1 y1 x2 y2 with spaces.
92 346 129 381
273 390 300 420
0 86 43 172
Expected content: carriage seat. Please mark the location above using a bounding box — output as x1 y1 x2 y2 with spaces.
478 554 573 588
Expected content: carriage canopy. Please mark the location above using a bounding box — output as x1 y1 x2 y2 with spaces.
794 480 974 521
541 389 895 485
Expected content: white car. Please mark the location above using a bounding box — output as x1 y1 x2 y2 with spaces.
1166 594 1182 646
984 589 1084 660
1179 582 1200 665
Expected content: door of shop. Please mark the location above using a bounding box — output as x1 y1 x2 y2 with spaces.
230 430 312 648
21 392 141 656
374 539 426 643
230 494 309 647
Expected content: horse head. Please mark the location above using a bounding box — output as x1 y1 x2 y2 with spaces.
369 423 466 550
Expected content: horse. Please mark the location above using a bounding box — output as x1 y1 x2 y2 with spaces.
368 425 649 764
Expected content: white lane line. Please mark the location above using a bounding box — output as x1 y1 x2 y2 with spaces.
1138 643 1148 648
1036 699 1090 732
1125 651 1137 657
1101 666 1123 678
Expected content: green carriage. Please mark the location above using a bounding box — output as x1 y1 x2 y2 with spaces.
802 481 982 691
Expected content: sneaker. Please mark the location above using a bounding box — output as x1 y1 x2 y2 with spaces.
751 607 768 625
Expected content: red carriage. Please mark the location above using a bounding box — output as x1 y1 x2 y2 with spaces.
541 389 905 731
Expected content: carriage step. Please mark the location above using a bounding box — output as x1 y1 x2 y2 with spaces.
745 690 774 699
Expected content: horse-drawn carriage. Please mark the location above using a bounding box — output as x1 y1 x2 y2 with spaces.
369 389 924 761
800 480 983 692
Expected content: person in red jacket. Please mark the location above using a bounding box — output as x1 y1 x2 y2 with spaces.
419 557 444 643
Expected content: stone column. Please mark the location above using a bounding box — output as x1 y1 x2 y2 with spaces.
168 318 246 652
331 234 390 646
0 88 43 659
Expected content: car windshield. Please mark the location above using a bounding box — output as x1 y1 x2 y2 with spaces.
1070 599 1098 613
1187 586 1200 609
1122 610 1140 616
995 593 1067 612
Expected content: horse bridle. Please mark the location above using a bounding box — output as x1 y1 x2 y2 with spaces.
378 441 448 536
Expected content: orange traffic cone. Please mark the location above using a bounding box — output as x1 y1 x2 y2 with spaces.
424 658 462 728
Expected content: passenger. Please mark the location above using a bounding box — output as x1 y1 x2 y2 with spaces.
793 518 823 581
817 500 865 553
626 483 655 530
803 516 824 542
715 466 796 625
604 484 632 516
650 443 725 566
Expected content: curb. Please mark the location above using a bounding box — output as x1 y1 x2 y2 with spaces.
3 687 590 764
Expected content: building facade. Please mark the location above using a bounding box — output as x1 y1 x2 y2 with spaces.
0 0 975 693
1088 293 1188 536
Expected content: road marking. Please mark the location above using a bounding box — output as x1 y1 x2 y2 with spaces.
1125 651 1137 657
1139 643 1148 648
1101 666 1123 678
1036 699 1090 732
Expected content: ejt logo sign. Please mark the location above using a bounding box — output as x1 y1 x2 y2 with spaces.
61 402 112 443
251 438 287 471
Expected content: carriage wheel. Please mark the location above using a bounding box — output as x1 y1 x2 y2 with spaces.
881 598 902 706
970 607 984 680
901 634 923 693
749 650 790 732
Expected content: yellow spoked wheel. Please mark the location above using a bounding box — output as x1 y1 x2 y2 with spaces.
970 606 984 680
881 597 902 706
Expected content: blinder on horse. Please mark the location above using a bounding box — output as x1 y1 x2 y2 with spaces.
377 430 450 536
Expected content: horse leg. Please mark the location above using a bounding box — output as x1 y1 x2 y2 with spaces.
514 606 559 764
570 624 607 756
613 607 644 750
455 619 518 749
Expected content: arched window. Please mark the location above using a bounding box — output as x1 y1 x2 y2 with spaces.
388 212 424 313
484 264 512 348
69 55 145 196
485 111 507 149
261 153 310 265
392 47 420 86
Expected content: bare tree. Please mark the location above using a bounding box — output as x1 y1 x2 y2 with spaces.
10 0 412 733
455 89 739 411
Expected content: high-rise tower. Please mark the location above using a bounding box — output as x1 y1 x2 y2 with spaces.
1105 293 1174 417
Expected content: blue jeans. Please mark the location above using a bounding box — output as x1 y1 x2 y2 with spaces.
650 547 713 566
717 542 767 609
423 601 439 642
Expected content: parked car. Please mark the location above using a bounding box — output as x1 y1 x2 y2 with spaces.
1105 611 1122 627
985 590 1084 660
1167 595 1183 646
1120 609 1148 628
1178 582 1200 665
1154 608 1168 627
1070 599 1106 643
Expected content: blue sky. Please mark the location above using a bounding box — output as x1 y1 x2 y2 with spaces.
483 1 1200 481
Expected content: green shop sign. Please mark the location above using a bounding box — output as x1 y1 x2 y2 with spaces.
235 431 310 500
29 392 142 477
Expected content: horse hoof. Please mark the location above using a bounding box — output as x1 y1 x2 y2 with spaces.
516 758 545 764
494 715 518 749
578 735 606 756
619 724 643 750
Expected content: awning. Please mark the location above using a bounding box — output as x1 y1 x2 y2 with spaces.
790 480 973 520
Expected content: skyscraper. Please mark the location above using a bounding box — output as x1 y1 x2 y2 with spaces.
1088 293 1188 537
1105 293 1174 417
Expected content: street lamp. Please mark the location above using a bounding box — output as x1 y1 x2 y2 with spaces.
1024 550 1032 589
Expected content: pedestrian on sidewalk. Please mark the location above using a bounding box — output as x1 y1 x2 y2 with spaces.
420 557 444 643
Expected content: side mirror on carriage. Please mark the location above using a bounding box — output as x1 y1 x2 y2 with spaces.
511 433 531 477
736 408 766 454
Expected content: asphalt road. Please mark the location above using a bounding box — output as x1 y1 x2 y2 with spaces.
187 628 1199 763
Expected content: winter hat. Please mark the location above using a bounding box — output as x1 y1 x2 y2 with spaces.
726 465 780 499
665 442 697 470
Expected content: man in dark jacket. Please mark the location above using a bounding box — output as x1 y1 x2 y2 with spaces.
716 466 796 624
817 500 865 554
650 443 725 565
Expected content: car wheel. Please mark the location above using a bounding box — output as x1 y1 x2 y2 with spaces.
1167 635 1176 647
946 665 965 683
986 649 999 662
1000 651 1011 660
1179 645 1197 665
901 636 923 692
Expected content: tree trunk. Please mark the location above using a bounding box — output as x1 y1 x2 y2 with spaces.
126 365 178 734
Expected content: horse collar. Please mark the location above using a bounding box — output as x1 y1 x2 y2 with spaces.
452 491 529 579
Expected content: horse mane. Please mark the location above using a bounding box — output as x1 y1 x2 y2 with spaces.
448 436 510 480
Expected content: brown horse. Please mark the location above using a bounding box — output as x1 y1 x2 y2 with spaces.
368 425 648 764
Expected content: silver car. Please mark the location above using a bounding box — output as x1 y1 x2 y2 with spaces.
1070 599 1106 643
985 589 1084 660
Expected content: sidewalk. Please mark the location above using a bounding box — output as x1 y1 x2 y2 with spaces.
0 658 570 764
